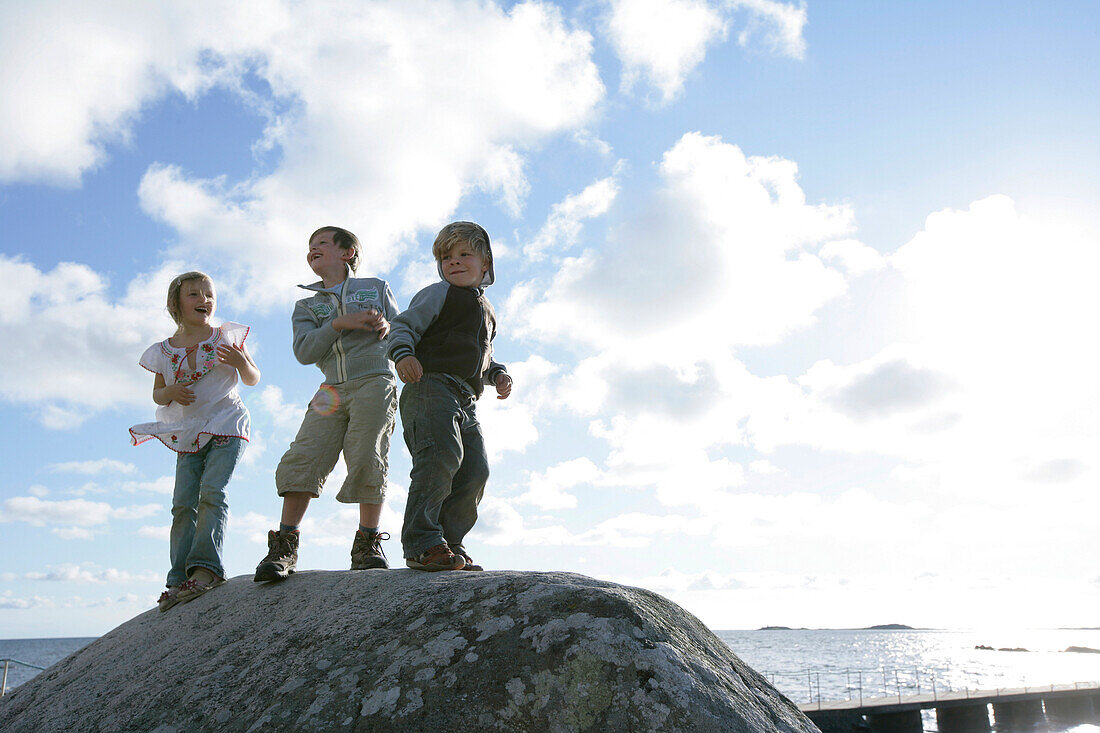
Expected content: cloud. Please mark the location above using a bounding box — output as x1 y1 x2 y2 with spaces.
259 385 307 434
505 164 1098 574
52 527 97 541
0 496 161 527
818 239 886 276
477 497 570 547
1021 459 1086 484
474 356 562 461
0 2 244 184
511 132 852 360
50 459 138 475
0 2 604 426
138 525 169 541
130 1 604 311
524 174 620 260
513 457 603 509
749 459 779 474
119 476 176 495
603 0 807 104
66 593 145 609
728 0 807 60
605 0 726 104
0 256 184 424
23 563 160 584
0 592 54 610
293 501 405 549
614 568 745 593
812 355 954 420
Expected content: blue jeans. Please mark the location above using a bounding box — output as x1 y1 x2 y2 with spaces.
400 374 489 559
167 436 245 586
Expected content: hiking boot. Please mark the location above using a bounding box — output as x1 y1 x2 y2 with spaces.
254 529 299 582
448 544 484 571
406 543 466 572
350 530 390 570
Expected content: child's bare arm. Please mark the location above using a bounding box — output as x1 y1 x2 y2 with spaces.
152 373 194 406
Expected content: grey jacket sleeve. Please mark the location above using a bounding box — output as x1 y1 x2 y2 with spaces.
387 282 449 364
382 281 400 321
291 301 339 365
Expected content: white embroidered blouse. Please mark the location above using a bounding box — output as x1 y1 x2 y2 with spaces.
129 322 251 453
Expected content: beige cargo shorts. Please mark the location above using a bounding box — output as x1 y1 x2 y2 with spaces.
275 373 397 503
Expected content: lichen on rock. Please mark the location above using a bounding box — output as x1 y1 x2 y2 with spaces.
0 570 818 732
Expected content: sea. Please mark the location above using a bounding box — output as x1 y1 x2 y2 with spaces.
2 629 1097 730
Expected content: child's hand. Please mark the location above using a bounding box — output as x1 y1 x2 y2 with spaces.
332 309 387 338
494 373 512 400
359 308 390 339
162 382 195 406
221 341 261 386
396 356 423 384
372 313 390 340
217 342 247 369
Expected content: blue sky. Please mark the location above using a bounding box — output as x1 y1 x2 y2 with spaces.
1 0 1097 638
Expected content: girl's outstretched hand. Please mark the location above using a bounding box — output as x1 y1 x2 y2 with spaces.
495 373 512 400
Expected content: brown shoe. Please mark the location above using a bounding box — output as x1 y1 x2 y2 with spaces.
406 543 466 572
254 529 299 582
448 544 484 571
351 530 390 570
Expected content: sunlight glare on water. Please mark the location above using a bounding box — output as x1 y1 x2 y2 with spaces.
718 628 1100 704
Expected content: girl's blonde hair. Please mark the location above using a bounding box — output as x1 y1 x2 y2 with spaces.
166 271 213 326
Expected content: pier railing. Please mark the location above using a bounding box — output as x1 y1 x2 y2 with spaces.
764 666 1099 707
1 658 46 697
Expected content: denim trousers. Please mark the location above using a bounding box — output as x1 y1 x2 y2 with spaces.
399 374 489 559
167 436 245 586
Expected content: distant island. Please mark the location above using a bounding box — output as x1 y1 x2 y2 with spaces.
756 624 916 631
864 624 914 630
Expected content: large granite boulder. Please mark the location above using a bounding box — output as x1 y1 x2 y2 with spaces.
0 570 818 732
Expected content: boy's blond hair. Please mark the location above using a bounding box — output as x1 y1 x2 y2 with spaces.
432 221 491 263
166 271 213 326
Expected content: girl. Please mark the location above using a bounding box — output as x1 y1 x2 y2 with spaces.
130 271 260 611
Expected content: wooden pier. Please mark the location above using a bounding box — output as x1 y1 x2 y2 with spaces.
801 683 1100 732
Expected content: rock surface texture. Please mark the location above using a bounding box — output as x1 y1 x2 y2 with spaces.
0 570 819 732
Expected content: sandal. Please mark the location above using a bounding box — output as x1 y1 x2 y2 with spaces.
157 585 184 613
176 574 226 603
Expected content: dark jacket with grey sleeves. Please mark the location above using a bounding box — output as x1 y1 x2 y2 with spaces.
387 280 506 398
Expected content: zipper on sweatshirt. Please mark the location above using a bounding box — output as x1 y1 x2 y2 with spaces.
330 280 348 383
474 290 488 380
